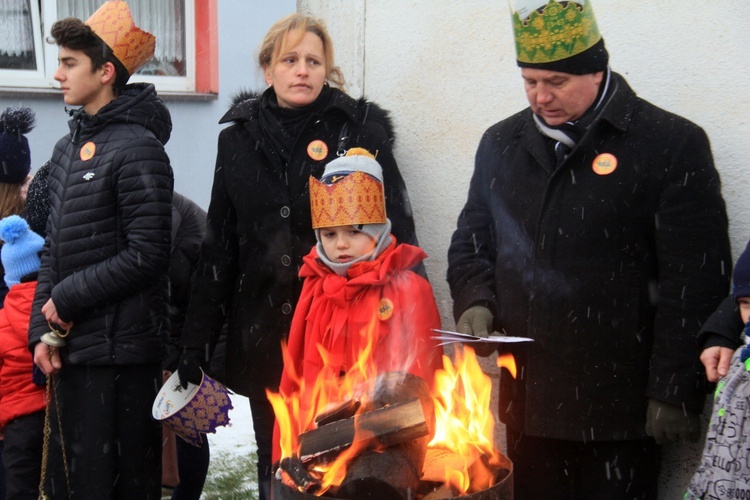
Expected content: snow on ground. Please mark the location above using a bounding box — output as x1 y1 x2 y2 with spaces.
207 393 255 457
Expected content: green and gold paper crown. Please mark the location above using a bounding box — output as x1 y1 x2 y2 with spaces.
512 0 601 64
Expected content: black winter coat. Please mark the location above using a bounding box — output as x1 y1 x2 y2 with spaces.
447 73 731 441
163 192 206 372
29 83 174 366
181 87 420 398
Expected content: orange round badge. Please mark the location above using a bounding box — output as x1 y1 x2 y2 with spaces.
80 142 96 161
307 140 328 161
378 298 394 321
592 153 617 176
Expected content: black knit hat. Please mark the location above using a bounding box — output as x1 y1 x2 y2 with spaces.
0 107 35 185
517 38 609 75
734 240 750 301
25 161 51 237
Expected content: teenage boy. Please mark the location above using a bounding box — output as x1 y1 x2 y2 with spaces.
29 1 173 497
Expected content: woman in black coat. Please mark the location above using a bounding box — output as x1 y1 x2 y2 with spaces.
178 14 419 499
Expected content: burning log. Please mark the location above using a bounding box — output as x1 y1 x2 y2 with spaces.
279 456 321 494
336 372 434 500
299 398 428 463
314 399 361 427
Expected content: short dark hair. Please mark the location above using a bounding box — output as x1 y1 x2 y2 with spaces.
49 17 130 92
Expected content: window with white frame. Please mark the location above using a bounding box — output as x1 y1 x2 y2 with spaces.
0 0 199 93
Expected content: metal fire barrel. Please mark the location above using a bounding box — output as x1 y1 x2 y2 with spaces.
271 451 513 500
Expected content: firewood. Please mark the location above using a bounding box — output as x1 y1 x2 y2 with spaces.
278 456 321 494
298 398 428 463
314 398 361 426
421 447 482 484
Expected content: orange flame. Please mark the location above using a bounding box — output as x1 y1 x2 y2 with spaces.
268 317 381 495
429 346 503 494
497 352 517 377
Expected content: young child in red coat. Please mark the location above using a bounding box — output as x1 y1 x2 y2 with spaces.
0 215 60 498
271 148 443 464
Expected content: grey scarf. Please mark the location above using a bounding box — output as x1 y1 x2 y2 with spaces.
532 67 615 165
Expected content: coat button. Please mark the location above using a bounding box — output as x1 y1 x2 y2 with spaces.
281 255 291 266
281 302 292 315
280 206 290 218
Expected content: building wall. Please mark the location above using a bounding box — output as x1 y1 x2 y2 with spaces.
298 1 750 497
0 0 296 209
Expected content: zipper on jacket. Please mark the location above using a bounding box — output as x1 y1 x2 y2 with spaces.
336 123 350 156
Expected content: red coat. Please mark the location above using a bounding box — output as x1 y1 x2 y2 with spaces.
0 281 46 427
274 239 442 461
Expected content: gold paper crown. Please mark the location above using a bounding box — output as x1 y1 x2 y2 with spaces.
86 1 156 75
309 171 386 229
512 0 601 64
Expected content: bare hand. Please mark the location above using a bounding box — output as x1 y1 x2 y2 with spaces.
41 298 73 330
33 342 62 376
700 346 734 382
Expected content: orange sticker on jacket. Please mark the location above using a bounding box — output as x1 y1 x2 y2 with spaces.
307 140 328 161
592 153 617 176
80 142 96 161
378 298 394 321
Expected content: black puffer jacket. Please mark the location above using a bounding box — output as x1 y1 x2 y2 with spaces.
181 87 420 398
29 83 174 366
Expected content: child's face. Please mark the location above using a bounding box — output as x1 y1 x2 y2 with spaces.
739 297 750 325
320 225 376 263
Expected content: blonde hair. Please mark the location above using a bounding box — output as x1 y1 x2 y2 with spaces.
0 183 25 219
258 13 346 92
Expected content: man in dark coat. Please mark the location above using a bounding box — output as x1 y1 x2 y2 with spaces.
29 3 173 498
447 2 731 498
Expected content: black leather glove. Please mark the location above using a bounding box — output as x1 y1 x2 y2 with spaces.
644 398 700 444
177 348 204 389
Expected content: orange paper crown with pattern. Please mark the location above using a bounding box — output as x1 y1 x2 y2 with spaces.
309 148 387 229
86 1 155 75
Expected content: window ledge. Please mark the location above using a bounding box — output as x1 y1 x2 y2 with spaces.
0 87 62 99
0 87 218 102
158 91 219 102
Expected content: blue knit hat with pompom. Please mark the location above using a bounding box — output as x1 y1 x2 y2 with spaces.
0 215 44 287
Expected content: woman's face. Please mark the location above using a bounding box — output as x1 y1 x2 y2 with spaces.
265 30 327 109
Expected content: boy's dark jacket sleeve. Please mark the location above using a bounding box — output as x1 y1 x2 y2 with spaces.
698 294 743 350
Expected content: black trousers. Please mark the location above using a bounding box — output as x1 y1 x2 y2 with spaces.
250 396 275 500
507 428 660 499
4 410 67 499
51 363 162 499
171 434 209 500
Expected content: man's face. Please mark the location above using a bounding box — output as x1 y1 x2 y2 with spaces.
54 47 111 115
521 68 604 126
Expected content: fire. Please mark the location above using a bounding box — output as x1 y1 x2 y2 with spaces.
429 346 500 494
268 317 382 495
497 352 517 377
268 318 517 497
